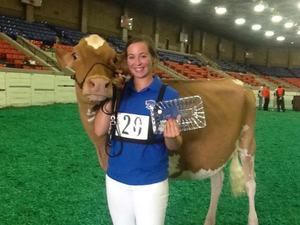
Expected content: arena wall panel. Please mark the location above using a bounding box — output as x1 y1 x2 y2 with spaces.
6 73 32 107
54 76 76 103
0 72 6 108
31 74 55 105
0 72 76 108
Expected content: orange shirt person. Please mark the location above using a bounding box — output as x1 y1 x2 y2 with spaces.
262 86 270 111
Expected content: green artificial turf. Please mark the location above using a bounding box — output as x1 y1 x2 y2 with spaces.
0 104 299 225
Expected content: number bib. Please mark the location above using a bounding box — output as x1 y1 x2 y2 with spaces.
116 113 150 140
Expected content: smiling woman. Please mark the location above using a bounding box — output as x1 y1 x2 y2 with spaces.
94 35 182 225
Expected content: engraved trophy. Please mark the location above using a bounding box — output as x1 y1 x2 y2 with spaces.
149 95 206 134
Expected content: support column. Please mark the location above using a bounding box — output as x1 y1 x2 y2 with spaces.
154 17 160 49
25 4 34 22
232 42 236 63
180 25 186 53
80 0 88 33
202 32 207 55
122 8 129 42
288 47 292 68
217 36 221 60
266 47 270 67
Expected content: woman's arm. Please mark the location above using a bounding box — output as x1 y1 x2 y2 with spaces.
94 100 112 137
163 115 182 150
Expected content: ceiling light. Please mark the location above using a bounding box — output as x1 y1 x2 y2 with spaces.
215 7 227 14
298 3 300 8
235 18 245 25
271 15 282 22
284 22 294 28
190 0 201 3
277 36 285 41
252 24 262 30
297 31 300 35
254 4 265 12
265 31 274 36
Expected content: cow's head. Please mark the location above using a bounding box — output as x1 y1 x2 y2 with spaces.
55 34 126 103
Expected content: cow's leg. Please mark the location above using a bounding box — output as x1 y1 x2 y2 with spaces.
204 170 224 225
239 137 258 225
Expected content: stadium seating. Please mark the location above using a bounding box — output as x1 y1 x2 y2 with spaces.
227 72 262 86
0 38 47 70
0 15 56 45
281 78 300 88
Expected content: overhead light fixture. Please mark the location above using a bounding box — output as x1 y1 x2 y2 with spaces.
297 31 300 35
254 4 265 12
298 2 300 8
252 24 262 30
284 22 294 28
265 31 274 36
215 7 227 14
271 15 282 22
235 18 245 25
190 0 201 3
277 36 285 41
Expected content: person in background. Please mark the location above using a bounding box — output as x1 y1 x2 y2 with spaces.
276 85 285 112
272 87 277 111
257 86 263 110
262 86 270 111
94 35 182 225
162 57 169 67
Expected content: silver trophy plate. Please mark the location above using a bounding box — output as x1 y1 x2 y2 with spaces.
150 95 206 134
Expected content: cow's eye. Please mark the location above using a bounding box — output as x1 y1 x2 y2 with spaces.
72 53 79 60
113 58 117 64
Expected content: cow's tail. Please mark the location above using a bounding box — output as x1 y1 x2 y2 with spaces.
229 142 245 197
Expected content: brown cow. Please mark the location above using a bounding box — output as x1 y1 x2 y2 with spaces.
55 34 258 225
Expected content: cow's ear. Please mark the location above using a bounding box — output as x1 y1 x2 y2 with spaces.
55 48 74 68
115 53 128 72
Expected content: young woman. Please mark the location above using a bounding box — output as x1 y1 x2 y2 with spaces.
94 35 182 225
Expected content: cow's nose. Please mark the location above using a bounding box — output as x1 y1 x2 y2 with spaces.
89 78 110 92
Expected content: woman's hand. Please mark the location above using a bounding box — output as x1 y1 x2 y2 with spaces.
164 115 182 150
164 115 181 138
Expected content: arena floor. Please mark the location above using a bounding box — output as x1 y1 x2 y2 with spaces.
1 104 299 225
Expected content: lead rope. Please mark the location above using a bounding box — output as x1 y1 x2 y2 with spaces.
104 86 124 157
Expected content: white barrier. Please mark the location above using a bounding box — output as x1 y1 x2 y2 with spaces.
0 72 297 110
0 72 76 108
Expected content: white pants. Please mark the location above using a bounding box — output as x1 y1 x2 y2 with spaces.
106 175 169 225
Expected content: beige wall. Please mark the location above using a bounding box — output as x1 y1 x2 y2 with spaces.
0 0 299 68
202 32 218 59
247 46 268 66
34 0 80 29
159 15 181 51
0 0 23 17
234 43 247 64
219 37 233 61
127 6 154 38
87 0 122 37
268 48 289 67
290 50 300 68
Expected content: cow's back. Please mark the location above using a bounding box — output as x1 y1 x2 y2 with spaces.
163 79 254 173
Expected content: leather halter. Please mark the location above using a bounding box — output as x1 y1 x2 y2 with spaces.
71 62 116 89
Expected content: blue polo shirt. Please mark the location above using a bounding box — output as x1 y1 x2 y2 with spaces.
107 76 179 185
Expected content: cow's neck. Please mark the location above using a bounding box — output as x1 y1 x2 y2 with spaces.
75 85 108 171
